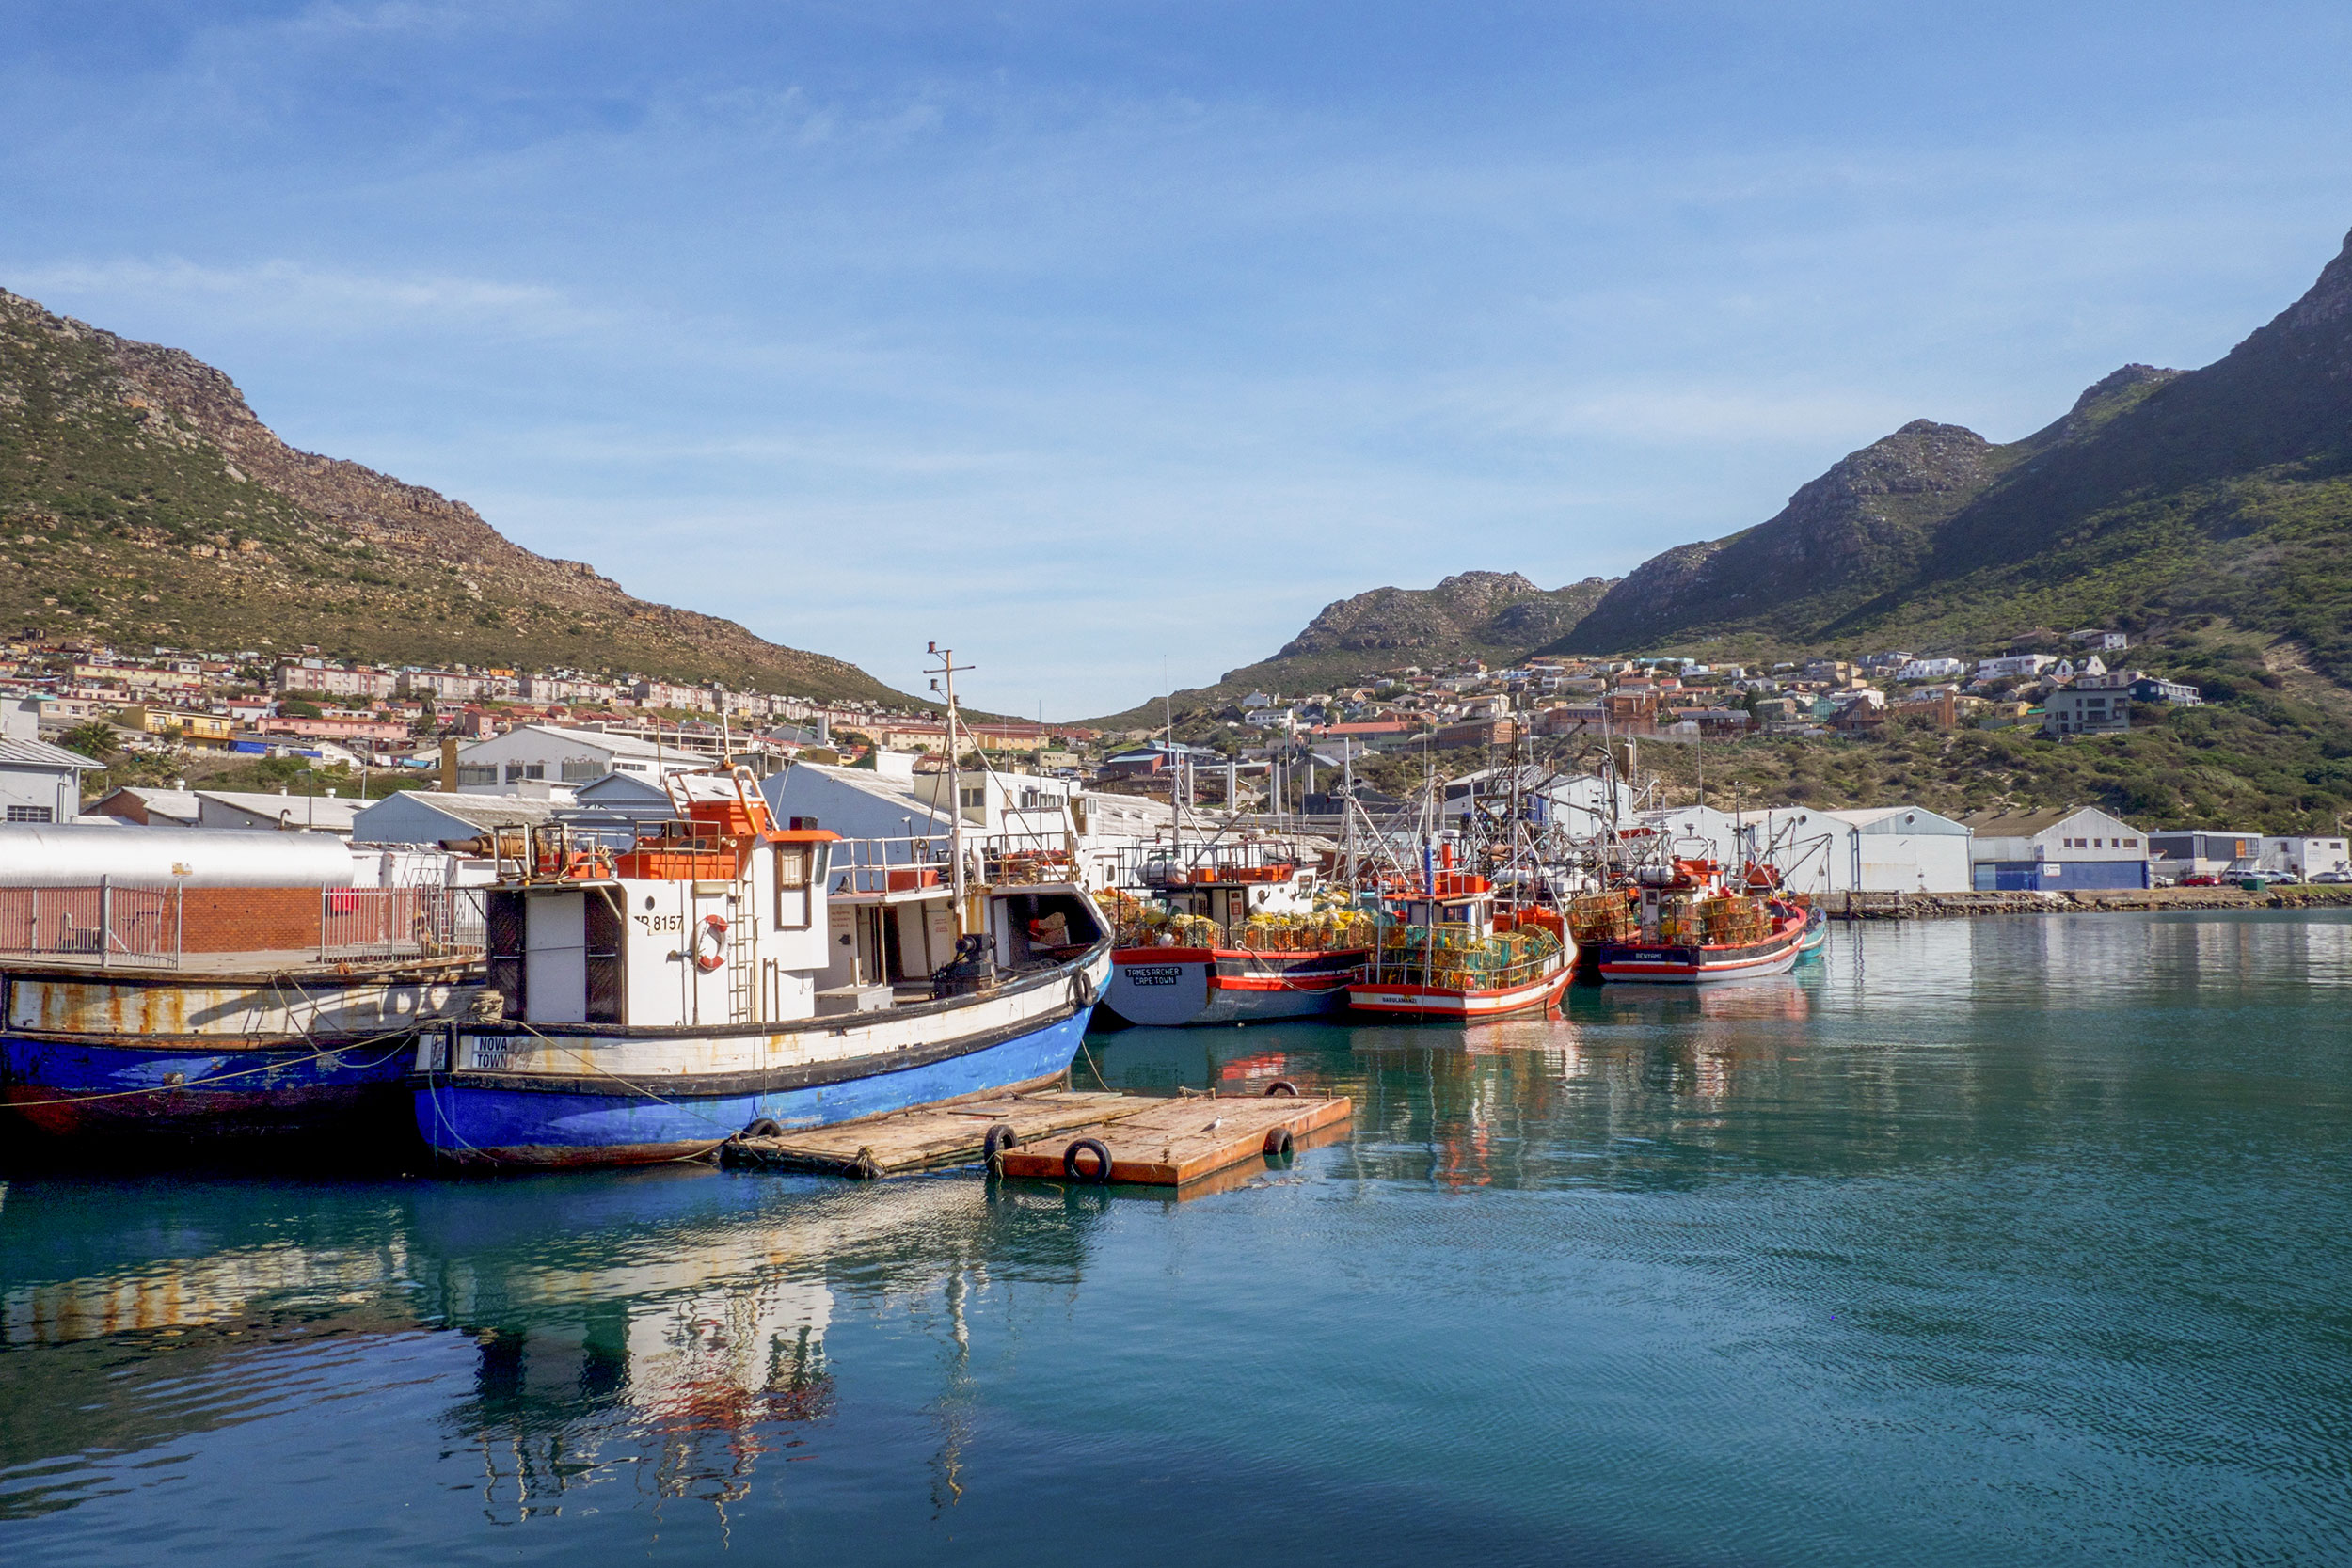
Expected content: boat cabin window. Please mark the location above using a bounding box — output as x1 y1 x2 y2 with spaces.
774 842 824 930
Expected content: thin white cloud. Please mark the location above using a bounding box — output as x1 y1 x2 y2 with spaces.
5 257 601 340
1451 384 1915 447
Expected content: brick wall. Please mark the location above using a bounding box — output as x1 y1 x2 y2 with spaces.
174 887 326 953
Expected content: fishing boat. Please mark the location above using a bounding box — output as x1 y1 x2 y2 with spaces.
1344 873 1574 1021
1578 858 1809 983
1101 848 1373 1026
1795 901 1829 960
411 768 1112 1168
0 829 482 1148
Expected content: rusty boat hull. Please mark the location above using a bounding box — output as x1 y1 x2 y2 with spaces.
2 1035 419 1145
0 959 477 1148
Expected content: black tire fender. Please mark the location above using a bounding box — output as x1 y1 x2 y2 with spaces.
742 1117 784 1139
1264 1079 1299 1097
983 1122 1019 1172
1063 1136 1114 1183
1263 1126 1295 1160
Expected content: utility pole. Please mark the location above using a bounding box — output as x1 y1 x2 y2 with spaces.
927 642 976 936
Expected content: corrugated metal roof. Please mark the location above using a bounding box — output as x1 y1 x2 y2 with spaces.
496 724 694 761
196 789 366 831
778 761 937 814
360 792 564 832
1957 807 2087 837
0 736 101 769
91 786 204 823
1823 806 1971 833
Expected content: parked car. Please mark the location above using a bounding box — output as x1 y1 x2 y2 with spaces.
2179 874 2223 887
2313 869 2352 884
2269 871 2304 884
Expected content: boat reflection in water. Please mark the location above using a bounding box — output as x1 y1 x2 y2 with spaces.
0 1168 1101 1526
435 1180 844 1516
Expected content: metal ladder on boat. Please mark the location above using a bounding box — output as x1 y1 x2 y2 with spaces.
726 915 756 1023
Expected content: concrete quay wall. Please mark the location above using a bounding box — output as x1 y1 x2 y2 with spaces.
1817 886 2352 921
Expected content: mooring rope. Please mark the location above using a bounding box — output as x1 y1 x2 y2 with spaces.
10 1026 419 1107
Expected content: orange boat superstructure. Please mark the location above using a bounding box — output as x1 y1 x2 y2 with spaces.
1344 874 1574 1022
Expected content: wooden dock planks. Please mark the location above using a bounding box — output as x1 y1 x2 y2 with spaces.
994 1094 1353 1187
723 1090 1155 1177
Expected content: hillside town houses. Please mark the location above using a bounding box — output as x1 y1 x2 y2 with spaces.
1066 626 2286 891
8 623 2317 896
1113 626 2201 766
0 637 1093 783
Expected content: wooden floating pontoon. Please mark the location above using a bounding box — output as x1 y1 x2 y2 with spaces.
722 1090 1156 1178
994 1092 1353 1188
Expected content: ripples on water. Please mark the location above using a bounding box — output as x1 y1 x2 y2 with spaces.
4 911 2350 1566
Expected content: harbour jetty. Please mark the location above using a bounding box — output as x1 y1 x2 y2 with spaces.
989 1089 1351 1188
723 1088 1155 1177
725 1084 1355 1193
1816 885 2352 920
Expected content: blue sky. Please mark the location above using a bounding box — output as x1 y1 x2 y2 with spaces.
5 2 2349 717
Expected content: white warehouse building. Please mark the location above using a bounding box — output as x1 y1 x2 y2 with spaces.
452 725 709 796
1637 804 1975 894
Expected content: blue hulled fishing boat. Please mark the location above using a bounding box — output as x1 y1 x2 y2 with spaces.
412 768 1111 1168
4 952 474 1146
0 830 481 1150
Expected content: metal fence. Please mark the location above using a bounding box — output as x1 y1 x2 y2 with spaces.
0 881 182 964
0 881 486 967
318 886 486 961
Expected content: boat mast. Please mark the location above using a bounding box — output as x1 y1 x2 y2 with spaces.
928 642 976 937
1599 693 1617 886
1165 680 1182 872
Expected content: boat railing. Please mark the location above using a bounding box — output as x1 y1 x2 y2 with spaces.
0 881 486 968
826 832 1083 897
1366 926 1564 991
1117 837 1320 895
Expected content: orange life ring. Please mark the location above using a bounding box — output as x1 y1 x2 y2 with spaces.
693 914 729 973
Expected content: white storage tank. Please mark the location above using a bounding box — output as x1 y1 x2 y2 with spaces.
0 824 358 888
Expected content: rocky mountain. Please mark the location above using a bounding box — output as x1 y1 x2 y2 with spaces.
1551 227 2352 676
1089 571 1615 728
1276 571 1613 658
1563 420 2012 650
0 288 919 706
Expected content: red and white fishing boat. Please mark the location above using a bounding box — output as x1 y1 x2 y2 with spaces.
1102 850 1373 1026
1344 875 1574 1021
1581 858 1808 983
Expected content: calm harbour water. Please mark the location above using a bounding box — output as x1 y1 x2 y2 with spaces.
4 910 2350 1566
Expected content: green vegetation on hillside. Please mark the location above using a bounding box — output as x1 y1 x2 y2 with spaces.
0 290 917 706
1609 632 2352 833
